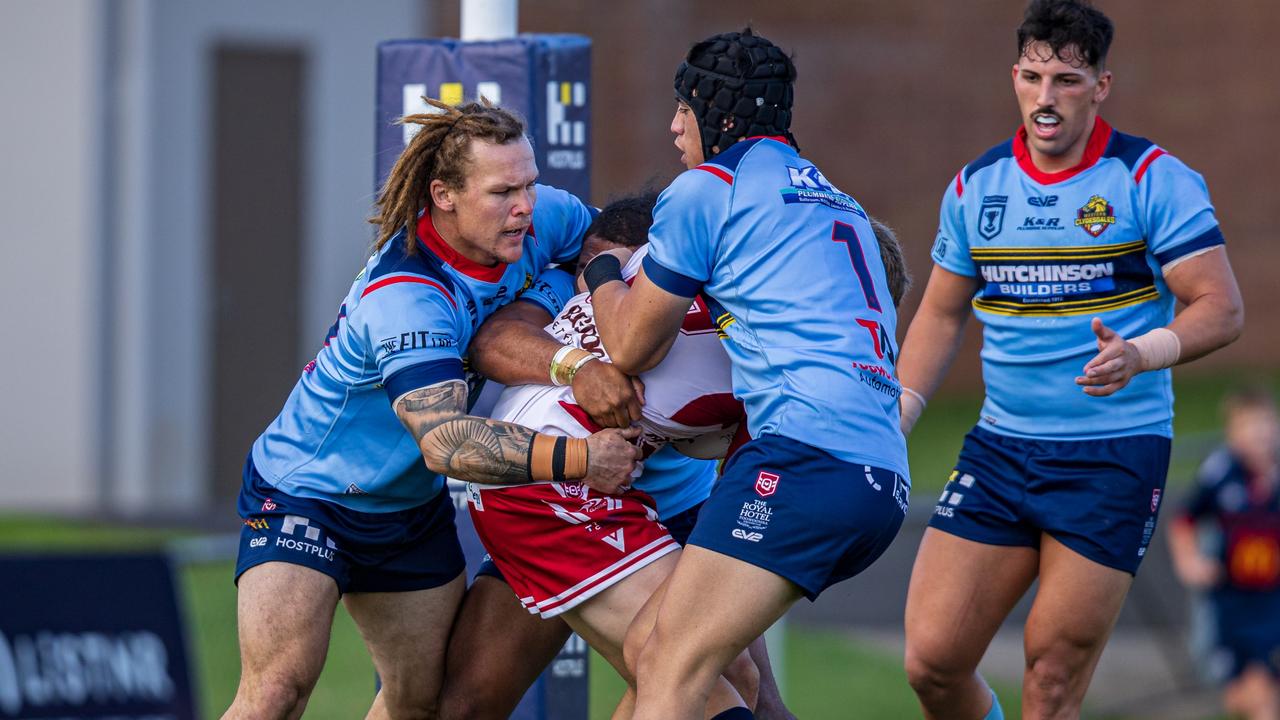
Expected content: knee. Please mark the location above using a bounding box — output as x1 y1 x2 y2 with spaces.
378 679 441 720
438 682 510 720
904 641 973 700
1224 667 1280 717
1022 643 1083 711
635 625 690 686
227 672 312 720
438 692 488 720
722 652 760 708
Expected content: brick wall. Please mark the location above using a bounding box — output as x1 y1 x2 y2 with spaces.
435 1 1278 388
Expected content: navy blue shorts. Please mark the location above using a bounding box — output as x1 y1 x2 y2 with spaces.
475 555 504 581
235 455 466 594
1211 593 1280 681
687 435 908 600
928 426 1171 575
473 501 707 583
662 502 704 547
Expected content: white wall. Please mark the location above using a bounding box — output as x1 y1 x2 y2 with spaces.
0 0 424 515
0 1 105 512
114 0 424 514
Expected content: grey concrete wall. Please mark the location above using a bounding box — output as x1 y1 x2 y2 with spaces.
0 1 105 512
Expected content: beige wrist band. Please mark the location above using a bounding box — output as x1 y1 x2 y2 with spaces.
1130 327 1181 371
900 387 927 436
528 434 590 482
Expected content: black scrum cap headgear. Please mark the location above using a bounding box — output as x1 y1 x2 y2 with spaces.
674 28 798 160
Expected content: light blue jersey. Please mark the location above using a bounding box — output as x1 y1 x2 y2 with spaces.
642 136 908 480
932 118 1224 440
251 185 593 512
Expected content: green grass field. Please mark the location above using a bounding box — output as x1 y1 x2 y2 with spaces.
2 370 1270 718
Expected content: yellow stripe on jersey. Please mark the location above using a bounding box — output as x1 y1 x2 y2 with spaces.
969 239 1147 262
973 285 1160 317
711 311 736 339
714 311 736 339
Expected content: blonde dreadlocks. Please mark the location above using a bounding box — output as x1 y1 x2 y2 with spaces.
371 98 527 255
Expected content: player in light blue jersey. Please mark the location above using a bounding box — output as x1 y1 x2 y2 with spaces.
224 100 641 720
582 29 910 720
899 4 1245 719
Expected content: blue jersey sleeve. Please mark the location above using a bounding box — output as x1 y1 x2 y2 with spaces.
516 267 577 318
354 281 466 403
1139 154 1225 267
531 184 595 266
644 169 732 297
931 174 977 277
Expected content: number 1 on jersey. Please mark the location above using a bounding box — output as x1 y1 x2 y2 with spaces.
832 221 882 313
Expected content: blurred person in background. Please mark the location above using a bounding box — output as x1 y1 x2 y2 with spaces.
897 1 1245 718
223 100 640 720
1171 386 1280 720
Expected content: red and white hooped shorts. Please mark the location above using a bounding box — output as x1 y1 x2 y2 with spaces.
466 481 680 618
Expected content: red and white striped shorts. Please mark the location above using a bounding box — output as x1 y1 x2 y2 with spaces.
466 481 679 618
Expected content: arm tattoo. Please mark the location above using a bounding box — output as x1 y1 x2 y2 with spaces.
395 381 539 485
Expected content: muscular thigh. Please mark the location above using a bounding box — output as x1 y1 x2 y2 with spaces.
439 575 573 719
905 528 1038 671
1024 535 1132 659
236 562 340 684
343 572 465 699
564 550 680 677
648 545 802 676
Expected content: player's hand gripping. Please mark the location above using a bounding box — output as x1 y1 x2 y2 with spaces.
572 360 646 429
576 247 635 294
582 426 643 495
1076 317 1143 397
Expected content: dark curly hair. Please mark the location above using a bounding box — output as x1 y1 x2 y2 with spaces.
584 191 660 249
868 218 911 306
1016 0 1114 69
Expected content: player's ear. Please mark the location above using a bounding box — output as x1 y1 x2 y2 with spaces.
429 178 455 212
1093 69 1113 104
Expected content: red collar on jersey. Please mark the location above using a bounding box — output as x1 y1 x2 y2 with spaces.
1014 116 1112 185
417 211 510 283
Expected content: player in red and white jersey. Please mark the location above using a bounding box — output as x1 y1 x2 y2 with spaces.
443 198 911 720
488 243 740 466
466 213 752 719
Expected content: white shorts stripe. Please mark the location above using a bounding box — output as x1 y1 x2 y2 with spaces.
532 536 680 618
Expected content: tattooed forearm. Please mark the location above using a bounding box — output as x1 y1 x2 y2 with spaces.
394 380 539 485
397 382 469 441
421 418 536 484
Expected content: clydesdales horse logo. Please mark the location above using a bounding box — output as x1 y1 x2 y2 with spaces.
1075 194 1117 237
755 471 780 498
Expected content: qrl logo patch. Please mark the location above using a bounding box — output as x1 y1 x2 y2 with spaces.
755 472 780 498
978 195 1008 240
1151 488 1162 513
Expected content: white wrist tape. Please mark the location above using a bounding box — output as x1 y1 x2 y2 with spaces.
1130 327 1181 371
899 387 927 436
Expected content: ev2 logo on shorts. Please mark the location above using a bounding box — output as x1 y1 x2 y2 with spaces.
755 471 780 498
